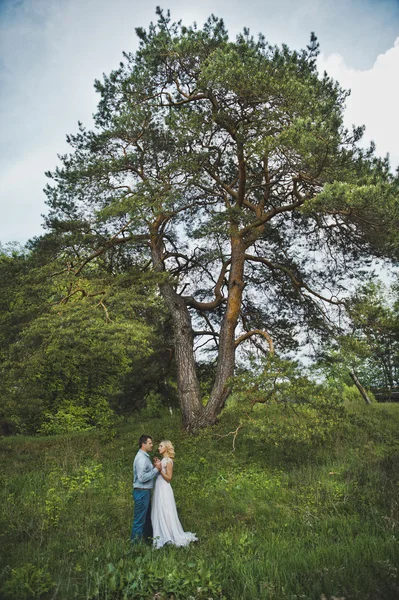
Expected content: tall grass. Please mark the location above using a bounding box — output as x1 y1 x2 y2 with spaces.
0 404 398 599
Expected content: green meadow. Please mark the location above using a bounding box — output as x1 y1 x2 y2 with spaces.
1 401 398 600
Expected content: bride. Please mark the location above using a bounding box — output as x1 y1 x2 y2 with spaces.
151 439 197 549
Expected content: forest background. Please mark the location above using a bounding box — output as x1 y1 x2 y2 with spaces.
1 5 399 599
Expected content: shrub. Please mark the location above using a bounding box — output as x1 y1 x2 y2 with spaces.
37 398 117 435
1 563 54 600
342 383 376 406
140 391 170 419
37 405 93 435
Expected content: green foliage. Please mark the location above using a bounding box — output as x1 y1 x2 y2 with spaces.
87 556 224 599
139 391 172 420
0 247 174 433
347 281 399 388
1 563 54 600
1 9 397 435
317 279 399 391
342 384 376 406
304 176 399 258
232 355 345 454
43 460 104 528
2 298 152 432
1 405 399 599
39 8 399 428
38 406 95 435
37 399 117 435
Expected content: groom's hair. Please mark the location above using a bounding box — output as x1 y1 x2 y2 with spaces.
139 434 152 448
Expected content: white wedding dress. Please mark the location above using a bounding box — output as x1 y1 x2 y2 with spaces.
151 457 197 549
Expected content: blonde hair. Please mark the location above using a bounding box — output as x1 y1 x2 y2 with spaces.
161 440 175 459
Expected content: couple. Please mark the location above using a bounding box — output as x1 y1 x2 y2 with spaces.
131 434 197 549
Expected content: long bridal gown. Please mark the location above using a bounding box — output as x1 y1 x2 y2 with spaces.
151 457 197 549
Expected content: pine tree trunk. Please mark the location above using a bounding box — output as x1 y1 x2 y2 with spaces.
151 226 245 430
150 231 204 428
193 235 246 427
160 282 205 427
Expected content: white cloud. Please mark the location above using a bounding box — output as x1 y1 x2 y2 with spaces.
1 0 398 244
0 149 53 242
318 38 399 170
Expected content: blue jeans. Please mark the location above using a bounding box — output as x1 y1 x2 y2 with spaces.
131 489 153 543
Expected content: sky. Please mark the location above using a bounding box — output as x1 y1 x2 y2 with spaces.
0 0 399 246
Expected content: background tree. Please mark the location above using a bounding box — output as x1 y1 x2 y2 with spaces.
317 280 399 401
0 244 175 433
43 10 399 429
348 281 399 391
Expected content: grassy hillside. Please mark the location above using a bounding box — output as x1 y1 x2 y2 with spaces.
1 401 398 600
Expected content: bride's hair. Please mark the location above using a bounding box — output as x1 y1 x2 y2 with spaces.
161 440 175 459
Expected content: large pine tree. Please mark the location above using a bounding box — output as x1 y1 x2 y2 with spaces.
43 10 399 429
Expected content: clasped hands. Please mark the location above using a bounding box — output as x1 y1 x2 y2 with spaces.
153 457 162 472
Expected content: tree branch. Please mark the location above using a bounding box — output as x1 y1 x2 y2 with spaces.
193 330 220 338
58 288 106 304
244 253 344 306
74 220 149 275
204 166 238 199
97 300 112 323
240 198 306 238
214 425 243 453
184 259 230 311
235 329 274 353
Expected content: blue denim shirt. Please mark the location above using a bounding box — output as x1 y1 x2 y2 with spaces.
133 449 159 489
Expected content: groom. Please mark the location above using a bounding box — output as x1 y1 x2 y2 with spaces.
131 434 161 544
